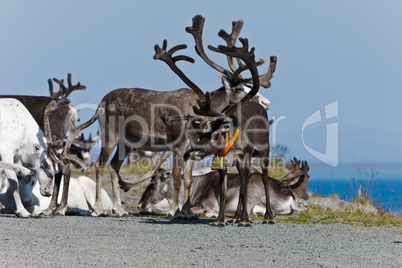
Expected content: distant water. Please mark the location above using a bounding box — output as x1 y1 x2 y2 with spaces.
308 165 402 215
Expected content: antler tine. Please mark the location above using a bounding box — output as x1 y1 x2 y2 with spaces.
154 39 206 101
48 79 55 98
238 55 277 88
65 73 86 96
53 73 86 98
48 78 66 99
186 15 234 80
217 19 244 74
208 38 260 116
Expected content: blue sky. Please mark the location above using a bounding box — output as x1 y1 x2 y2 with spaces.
1 1 401 172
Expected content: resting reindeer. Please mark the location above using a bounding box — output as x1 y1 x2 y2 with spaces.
0 170 112 216
138 159 309 218
0 99 55 217
29 176 113 216
101 15 275 220
0 74 96 216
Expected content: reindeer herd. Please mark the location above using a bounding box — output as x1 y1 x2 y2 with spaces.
0 15 310 227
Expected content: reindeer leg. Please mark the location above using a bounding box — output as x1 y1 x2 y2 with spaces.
55 164 72 216
213 169 227 227
181 158 197 220
237 158 251 227
41 171 62 216
94 144 116 216
108 164 129 216
232 194 243 223
168 151 185 220
261 155 274 224
5 169 31 218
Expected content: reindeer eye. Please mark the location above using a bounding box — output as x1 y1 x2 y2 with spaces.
192 120 201 128
235 85 243 93
212 133 220 140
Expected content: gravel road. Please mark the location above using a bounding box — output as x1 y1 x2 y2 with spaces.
0 214 400 267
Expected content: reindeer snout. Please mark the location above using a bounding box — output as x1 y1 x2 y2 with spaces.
40 185 53 197
190 151 204 161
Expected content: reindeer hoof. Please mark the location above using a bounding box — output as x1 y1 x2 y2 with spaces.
187 215 198 220
16 212 33 218
173 215 186 221
212 221 226 227
262 220 275 225
238 222 252 227
172 209 186 220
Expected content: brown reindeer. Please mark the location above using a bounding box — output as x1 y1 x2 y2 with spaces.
157 27 277 226
93 15 276 218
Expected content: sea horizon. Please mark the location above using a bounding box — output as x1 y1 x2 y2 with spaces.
308 162 401 215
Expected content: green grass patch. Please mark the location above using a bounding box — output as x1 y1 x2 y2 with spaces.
250 203 402 227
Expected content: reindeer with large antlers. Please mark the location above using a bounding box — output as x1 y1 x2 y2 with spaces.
0 74 96 216
94 15 276 219
158 16 277 226
43 97 102 215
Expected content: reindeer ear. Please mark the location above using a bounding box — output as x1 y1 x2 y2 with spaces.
269 119 274 125
219 75 231 90
220 122 231 133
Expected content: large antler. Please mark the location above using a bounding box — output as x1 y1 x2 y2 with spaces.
218 19 244 75
278 158 309 184
154 40 206 101
186 15 234 80
44 98 103 172
186 15 269 87
61 108 103 170
237 56 277 88
49 73 86 98
209 37 260 116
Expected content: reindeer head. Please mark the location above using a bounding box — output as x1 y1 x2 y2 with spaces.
29 141 55 197
137 168 173 212
43 98 103 176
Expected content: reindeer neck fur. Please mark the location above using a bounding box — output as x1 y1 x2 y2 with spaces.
225 101 270 160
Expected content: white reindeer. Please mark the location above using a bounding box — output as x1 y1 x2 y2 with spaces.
0 98 55 217
29 176 113 216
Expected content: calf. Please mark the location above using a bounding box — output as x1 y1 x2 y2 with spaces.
138 160 310 218
0 98 55 217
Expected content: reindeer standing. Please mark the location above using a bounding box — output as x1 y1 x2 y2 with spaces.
93 15 276 219
158 18 277 226
0 74 98 215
